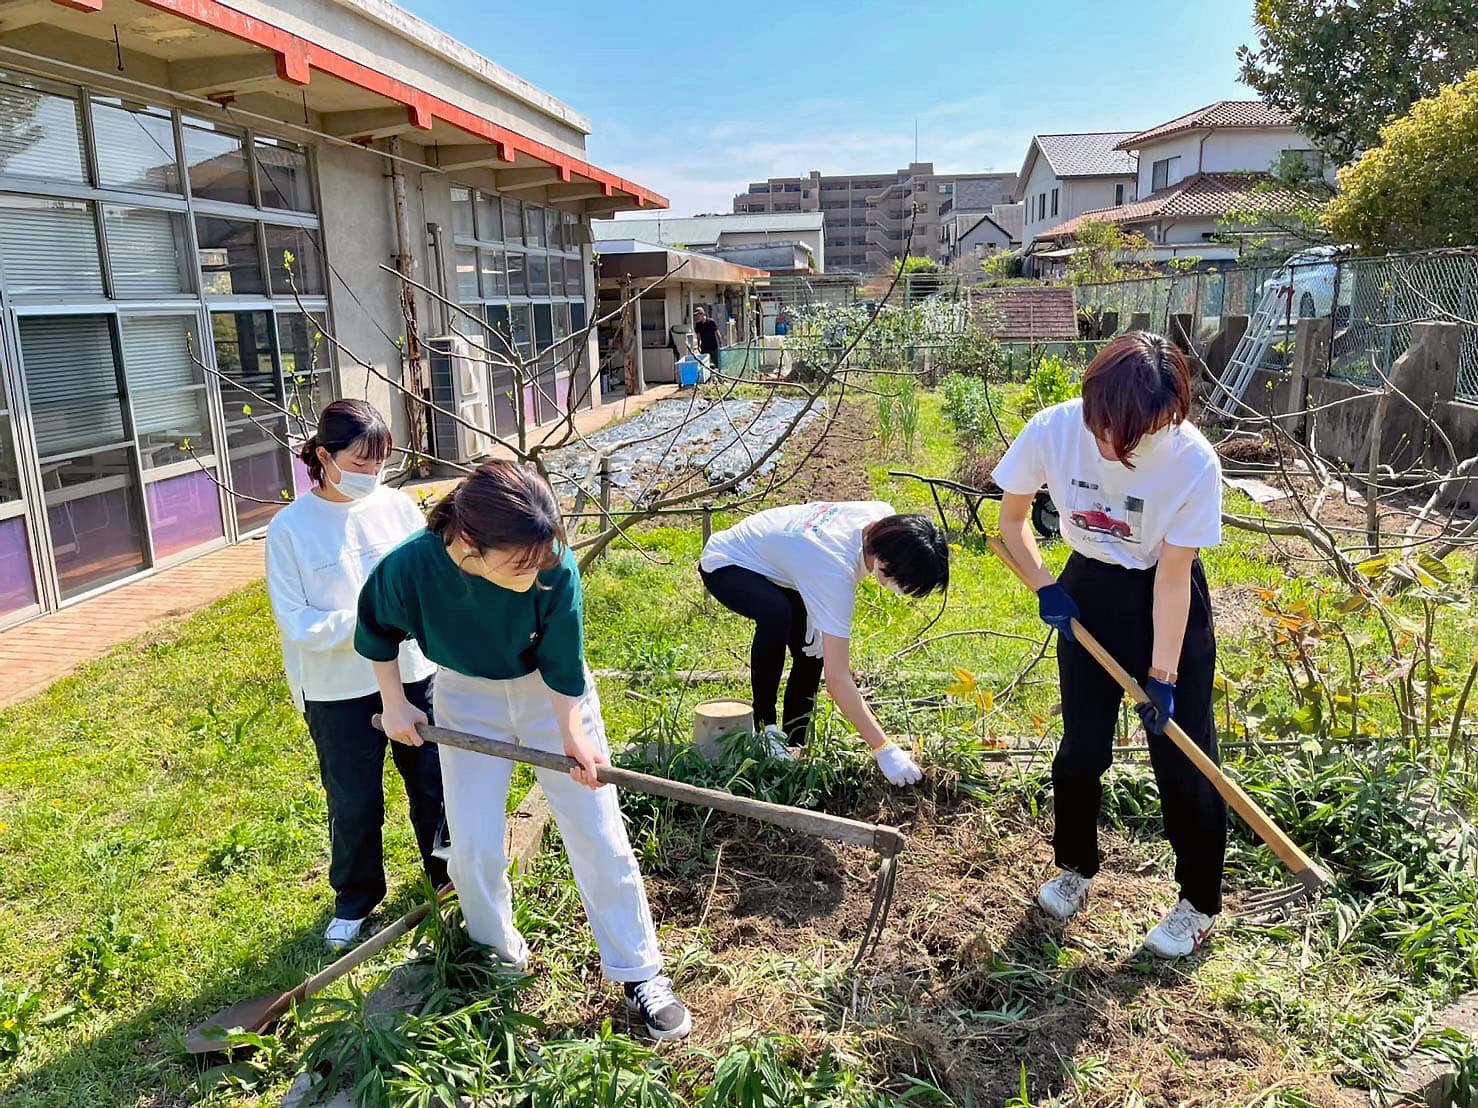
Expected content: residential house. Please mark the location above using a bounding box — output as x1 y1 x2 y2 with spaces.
732 164 1015 272
1017 132 1140 269
1032 101 1329 277
592 212 824 273
940 210 1019 280
0 0 657 629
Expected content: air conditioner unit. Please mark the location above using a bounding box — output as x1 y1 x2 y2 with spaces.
427 335 493 464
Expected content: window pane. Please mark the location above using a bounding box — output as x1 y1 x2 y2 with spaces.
509 303 531 354
570 300 587 333
276 311 330 419
91 97 180 193
183 119 252 206
450 186 474 238
533 302 553 351
105 206 192 297
0 77 85 183
502 198 523 246
22 315 146 598
456 246 478 300
565 257 583 300
213 310 290 530
265 224 325 296
526 254 548 297
146 467 224 559
547 209 563 251
121 315 212 467
197 215 263 296
0 372 23 505
479 249 506 298
255 137 313 212
506 251 526 297
548 258 564 297
0 195 102 297
0 513 37 618
43 445 147 598
475 192 502 241
22 314 125 456
524 206 545 249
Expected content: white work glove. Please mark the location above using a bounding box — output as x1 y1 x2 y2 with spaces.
872 741 923 786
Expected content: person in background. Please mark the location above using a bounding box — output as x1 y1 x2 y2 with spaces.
992 332 1226 958
693 306 721 371
265 399 448 952
700 503 949 784
357 461 690 1041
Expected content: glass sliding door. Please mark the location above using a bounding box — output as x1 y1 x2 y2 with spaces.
0 364 39 622
212 310 290 531
20 314 148 599
120 314 224 560
276 311 330 494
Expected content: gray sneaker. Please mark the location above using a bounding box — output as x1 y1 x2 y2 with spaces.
1037 870 1092 921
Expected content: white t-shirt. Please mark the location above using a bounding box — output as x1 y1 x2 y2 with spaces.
265 485 435 709
992 398 1222 569
700 501 893 656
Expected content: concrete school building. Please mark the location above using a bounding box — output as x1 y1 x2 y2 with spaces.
0 0 660 631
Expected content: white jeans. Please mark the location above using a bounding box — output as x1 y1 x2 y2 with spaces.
432 666 662 983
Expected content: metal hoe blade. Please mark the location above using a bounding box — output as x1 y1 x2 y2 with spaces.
850 850 901 971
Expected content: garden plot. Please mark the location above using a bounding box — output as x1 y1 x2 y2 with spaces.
542 396 825 505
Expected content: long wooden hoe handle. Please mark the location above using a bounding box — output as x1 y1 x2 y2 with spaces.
986 537 1330 891
372 716 907 856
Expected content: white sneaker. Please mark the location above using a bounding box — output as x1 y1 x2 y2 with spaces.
1037 870 1093 921
758 724 795 760
324 916 366 952
1144 899 1216 958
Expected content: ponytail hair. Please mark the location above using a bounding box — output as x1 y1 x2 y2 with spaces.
426 459 565 571
299 399 392 485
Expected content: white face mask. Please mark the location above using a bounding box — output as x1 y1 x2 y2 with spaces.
874 568 908 597
329 467 381 500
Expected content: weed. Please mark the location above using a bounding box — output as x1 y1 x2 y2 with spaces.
519 1021 679 1107
202 819 300 875
195 1028 291 1099
61 911 153 1008
1018 354 1081 420
701 1035 797 1108
0 979 40 1062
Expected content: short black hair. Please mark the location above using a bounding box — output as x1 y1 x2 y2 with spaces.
865 513 949 597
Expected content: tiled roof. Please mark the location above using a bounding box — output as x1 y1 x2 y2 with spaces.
1033 132 1140 177
1034 173 1308 241
1116 100 1295 149
972 286 1079 340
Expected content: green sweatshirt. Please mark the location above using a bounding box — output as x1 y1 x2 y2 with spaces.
354 529 586 696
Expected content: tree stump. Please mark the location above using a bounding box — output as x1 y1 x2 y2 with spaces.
693 698 754 759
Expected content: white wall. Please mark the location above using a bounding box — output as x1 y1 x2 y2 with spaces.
1135 128 1321 196
1066 176 1136 220
1020 151 1062 246
717 228 826 270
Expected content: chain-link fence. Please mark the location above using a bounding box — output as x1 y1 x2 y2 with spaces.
1073 249 1478 403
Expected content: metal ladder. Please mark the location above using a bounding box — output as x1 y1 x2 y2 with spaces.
1206 282 1290 417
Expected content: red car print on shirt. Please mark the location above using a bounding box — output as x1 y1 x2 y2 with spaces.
1071 508 1133 539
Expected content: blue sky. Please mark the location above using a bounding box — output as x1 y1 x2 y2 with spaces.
402 0 1259 216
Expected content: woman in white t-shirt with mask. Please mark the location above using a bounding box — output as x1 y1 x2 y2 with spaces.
265 399 447 951
993 332 1225 959
700 504 949 784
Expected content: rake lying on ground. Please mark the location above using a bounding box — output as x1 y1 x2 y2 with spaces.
988 537 1332 918
377 717 906 967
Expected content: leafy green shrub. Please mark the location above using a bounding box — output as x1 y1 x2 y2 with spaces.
941 373 998 448
1018 355 1081 420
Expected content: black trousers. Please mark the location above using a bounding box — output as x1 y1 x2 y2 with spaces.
700 565 825 743
303 676 449 920
1052 552 1226 915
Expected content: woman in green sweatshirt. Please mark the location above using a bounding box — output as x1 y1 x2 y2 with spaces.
355 460 690 1041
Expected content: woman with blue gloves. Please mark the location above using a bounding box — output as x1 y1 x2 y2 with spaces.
991 332 1226 958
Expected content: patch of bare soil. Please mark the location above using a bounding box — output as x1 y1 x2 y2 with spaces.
532 794 1353 1105
778 397 877 504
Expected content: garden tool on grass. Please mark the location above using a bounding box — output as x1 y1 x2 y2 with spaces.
185 894 441 1054
371 716 906 970
987 537 1332 917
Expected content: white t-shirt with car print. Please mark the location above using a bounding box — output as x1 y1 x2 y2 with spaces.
992 398 1222 569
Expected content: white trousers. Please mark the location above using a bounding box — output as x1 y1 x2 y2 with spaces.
432 666 662 983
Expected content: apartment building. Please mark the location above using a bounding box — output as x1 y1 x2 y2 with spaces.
733 163 1015 273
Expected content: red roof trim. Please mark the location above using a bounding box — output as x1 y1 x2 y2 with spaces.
57 0 664 207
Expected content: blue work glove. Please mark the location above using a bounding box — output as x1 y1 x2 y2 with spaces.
1136 677 1176 736
1035 582 1079 642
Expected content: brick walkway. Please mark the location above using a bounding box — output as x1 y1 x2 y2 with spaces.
0 385 681 709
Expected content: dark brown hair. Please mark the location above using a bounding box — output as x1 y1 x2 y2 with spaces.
426 459 565 571
864 513 949 597
298 399 392 485
1080 331 1191 467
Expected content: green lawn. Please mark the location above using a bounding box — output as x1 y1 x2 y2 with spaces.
1 384 1474 1106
